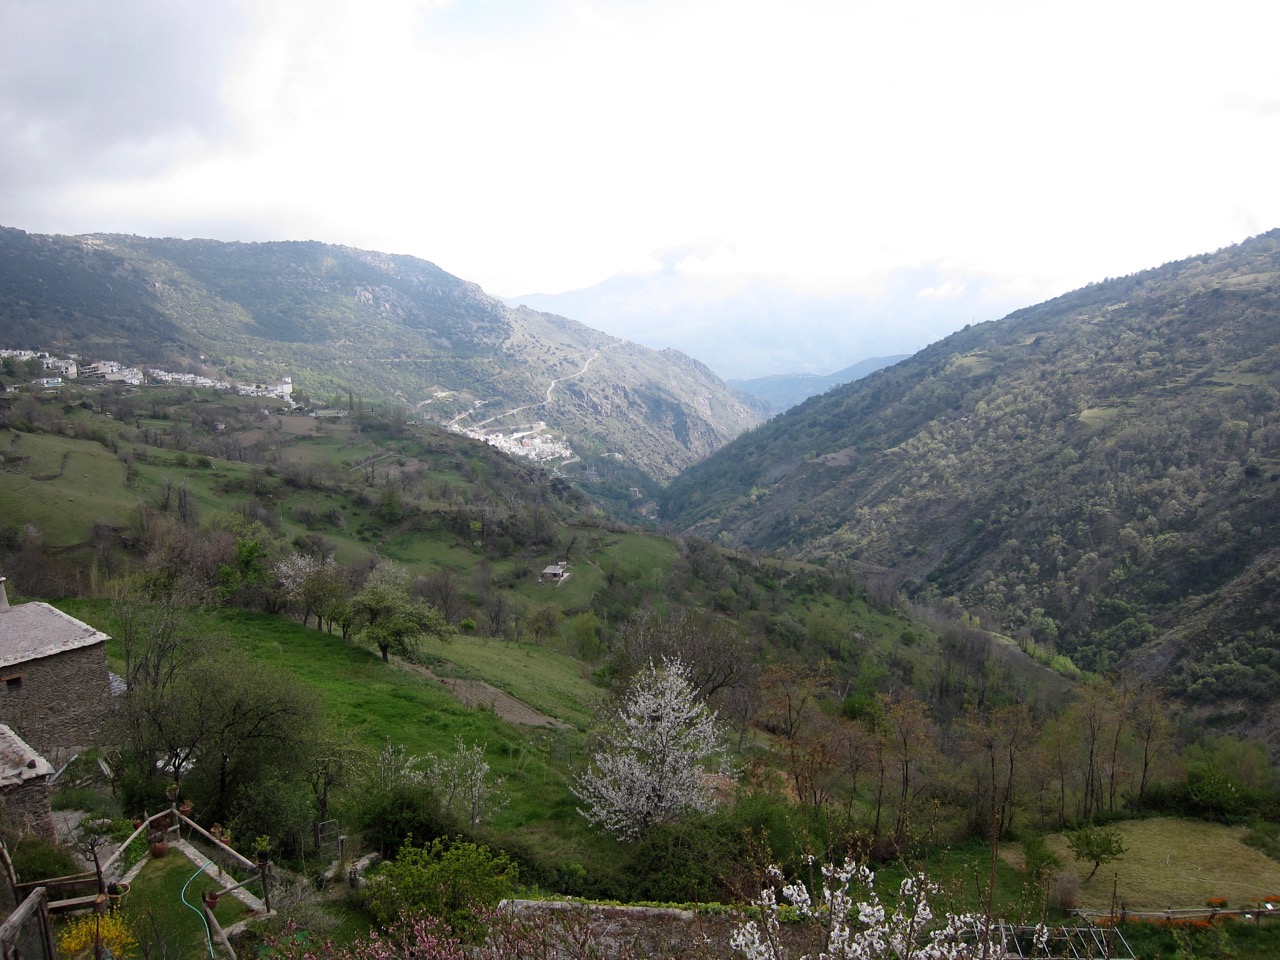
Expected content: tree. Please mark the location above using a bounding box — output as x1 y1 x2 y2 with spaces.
758 662 829 741
147 652 322 820
426 738 507 830
1066 823 1127 882
881 691 937 846
785 711 844 808
959 700 1035 841
574 658 728 839
613 608 755 700
526 604 560 645
419 568 465 622
276 553 345 628
353 562 449 662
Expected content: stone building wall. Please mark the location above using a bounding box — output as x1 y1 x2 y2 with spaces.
0 643 113 758
0 778 54 842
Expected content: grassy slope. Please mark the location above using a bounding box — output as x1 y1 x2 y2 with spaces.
6 402 1015 711
0 430 141 545
416 634 603 728
59 601 592 840
1047 818 1280 911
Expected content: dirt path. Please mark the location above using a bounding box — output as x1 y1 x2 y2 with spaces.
399 660 572 729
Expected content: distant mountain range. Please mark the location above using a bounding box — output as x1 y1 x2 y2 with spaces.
728 355 910 413
662 230 1280 738
0 227 766 484
507 254 1033 381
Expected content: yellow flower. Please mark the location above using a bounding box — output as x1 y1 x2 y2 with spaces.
57 907 138 959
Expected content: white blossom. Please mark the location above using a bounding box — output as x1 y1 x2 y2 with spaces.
574 657 728 839
729 858 1000 960
426 737 507 829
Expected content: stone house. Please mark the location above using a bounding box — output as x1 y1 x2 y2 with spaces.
0 579 112 761
0 725 54 841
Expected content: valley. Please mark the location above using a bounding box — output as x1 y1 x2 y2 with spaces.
3 229 1280 958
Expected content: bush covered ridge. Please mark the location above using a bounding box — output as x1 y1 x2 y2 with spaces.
661 230 1280 733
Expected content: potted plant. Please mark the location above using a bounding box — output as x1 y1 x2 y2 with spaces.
202 889 220 909
148 828 168 858
178 799 194 818
106 881 130 901
252 835 272 865
165 782 179 801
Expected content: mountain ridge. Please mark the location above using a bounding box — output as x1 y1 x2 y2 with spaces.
728 355 911 413
661 229 1280 740
0 227 767 484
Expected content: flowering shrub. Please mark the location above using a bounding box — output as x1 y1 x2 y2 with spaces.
728 858 1042 960
57 907 138 959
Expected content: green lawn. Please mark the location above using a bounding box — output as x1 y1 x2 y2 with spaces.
115 850 250 960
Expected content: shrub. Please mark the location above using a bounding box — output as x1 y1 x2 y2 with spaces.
8 835 79 882
58 908 138 959
1020 832 1061 887
364 837 518 934
1047 870 1079 913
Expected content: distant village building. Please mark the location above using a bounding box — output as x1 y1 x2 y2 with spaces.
79 360 142 385
0 725 54 841
237 377 293 401
0 579 113 761
541 563 568 583
40 357 76 379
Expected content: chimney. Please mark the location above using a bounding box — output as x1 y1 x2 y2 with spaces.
0 576 8 611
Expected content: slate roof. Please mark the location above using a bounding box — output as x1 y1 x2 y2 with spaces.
0 601 110 670
0 724 53 786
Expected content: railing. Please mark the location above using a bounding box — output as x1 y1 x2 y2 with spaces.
0 887 56 960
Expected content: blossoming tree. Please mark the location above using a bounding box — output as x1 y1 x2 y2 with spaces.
574 657 727 839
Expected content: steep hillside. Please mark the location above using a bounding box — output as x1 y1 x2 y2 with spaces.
0 228 766 482
662 230 1280 737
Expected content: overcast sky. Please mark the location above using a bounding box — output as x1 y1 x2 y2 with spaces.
3 0 1278 362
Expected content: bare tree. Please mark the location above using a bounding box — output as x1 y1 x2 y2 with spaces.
614 608 755 700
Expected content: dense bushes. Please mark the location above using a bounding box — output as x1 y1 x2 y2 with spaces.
364 837 517 932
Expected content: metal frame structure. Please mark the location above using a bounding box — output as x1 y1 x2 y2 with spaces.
987 922 1136 959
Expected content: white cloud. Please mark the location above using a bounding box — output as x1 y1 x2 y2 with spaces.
2 0 1278 344
917 281 966 301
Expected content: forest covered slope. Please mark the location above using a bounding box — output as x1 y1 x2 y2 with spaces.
662 230 1280 740
0 227 766 483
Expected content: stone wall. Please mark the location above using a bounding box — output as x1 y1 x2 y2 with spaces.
0 778 54 842
0 643 113 757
